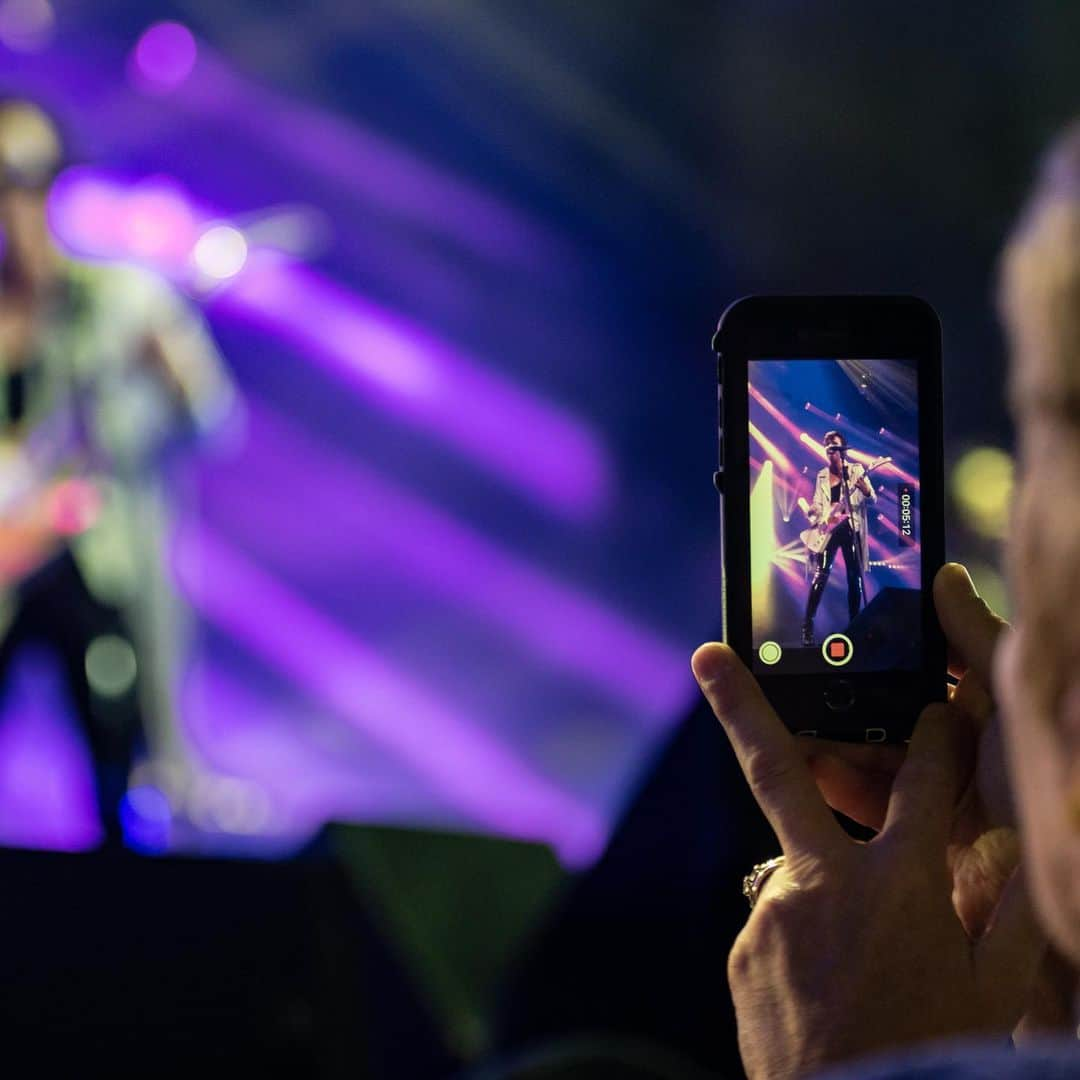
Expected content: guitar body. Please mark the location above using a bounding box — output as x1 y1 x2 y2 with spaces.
799 456 892 557
799 524 831 555
800 503 850 554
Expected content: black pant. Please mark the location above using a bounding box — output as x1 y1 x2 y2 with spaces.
804 520 864 627
0 550 143 845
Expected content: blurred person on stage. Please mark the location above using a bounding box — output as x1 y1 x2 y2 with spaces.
0 100 234 848
691 119 1080 1077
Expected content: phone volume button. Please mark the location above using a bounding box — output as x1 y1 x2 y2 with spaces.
713 470 724 493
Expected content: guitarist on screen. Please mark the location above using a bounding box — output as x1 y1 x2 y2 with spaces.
800 430 876 647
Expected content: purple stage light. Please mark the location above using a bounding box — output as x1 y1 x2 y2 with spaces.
0 0 55 53
0 650 101 851
172 49 565 269
214 263 613 519
48 169 200 274
47 171 610 518
204 400 687 719
171 527 607 866
182 661 505 845
131 22 197 93
750 384 812 448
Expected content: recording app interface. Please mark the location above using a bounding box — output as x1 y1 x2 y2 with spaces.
748 358 922 675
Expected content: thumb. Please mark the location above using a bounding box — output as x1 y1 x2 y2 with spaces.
934 563 1008 685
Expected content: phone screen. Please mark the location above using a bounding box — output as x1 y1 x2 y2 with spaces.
747 357 922 676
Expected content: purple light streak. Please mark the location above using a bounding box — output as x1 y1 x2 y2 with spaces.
750 383 811 448
154 46 566 269
878 426 919 457
0 650 101 851
171 526 607 866
47 171 613 520
204 400 687 720
213 261 613 519
180 661 422 839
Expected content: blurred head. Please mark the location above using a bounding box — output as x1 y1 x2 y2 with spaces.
0 99 64 284
823 430 844 461
997 117 1080 965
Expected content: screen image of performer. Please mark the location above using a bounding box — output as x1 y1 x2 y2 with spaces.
800 430 876 646
0 100 234 846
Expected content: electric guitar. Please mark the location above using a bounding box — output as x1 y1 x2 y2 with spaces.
799 456 892 555
0 399 99 587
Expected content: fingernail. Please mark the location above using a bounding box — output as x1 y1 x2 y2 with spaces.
958 563 980 598
691 643 729 685
946 562 979 598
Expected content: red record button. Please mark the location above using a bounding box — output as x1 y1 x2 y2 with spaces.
821 633 854 667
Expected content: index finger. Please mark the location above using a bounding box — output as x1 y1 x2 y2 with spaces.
692 642 844 857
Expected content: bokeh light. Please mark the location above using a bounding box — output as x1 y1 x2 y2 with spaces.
951 446 1014 539
0 0 54 52
193 224 249 280
84 635 138 699
131 21 197 92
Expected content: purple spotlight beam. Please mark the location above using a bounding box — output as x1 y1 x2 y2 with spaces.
214 261 613 520
206 399 689 720
46 171 613 519
172 526 607 866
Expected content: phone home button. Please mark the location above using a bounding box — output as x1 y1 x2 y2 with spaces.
823 680 855 712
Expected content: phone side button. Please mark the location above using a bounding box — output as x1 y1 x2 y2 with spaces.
713 470 724 493
823 680 855 712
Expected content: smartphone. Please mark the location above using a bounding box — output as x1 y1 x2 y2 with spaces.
712 296 946 743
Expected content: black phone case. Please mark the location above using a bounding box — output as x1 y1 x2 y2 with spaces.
713 295 946 743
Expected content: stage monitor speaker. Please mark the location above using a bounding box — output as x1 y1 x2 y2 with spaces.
325 824 566 1062
845 586 921 668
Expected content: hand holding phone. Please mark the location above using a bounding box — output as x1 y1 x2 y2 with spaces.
712 296 946 742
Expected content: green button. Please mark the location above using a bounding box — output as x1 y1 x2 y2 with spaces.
759 641 783 666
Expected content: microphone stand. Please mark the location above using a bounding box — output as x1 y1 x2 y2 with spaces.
837 447 866 617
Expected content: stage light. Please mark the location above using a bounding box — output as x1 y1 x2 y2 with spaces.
846 447 919 487
125 183 198 263
119 785 172 854
193 224 249 280
750 461 775 636
173 527 607 866
799 432 828 460
0 0 55 52
749 421 794 473
84 635 138 698
952 446 1013 539
132 21 197 92
750 384 809 446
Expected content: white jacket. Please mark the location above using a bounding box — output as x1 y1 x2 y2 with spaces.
809 462 876 573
